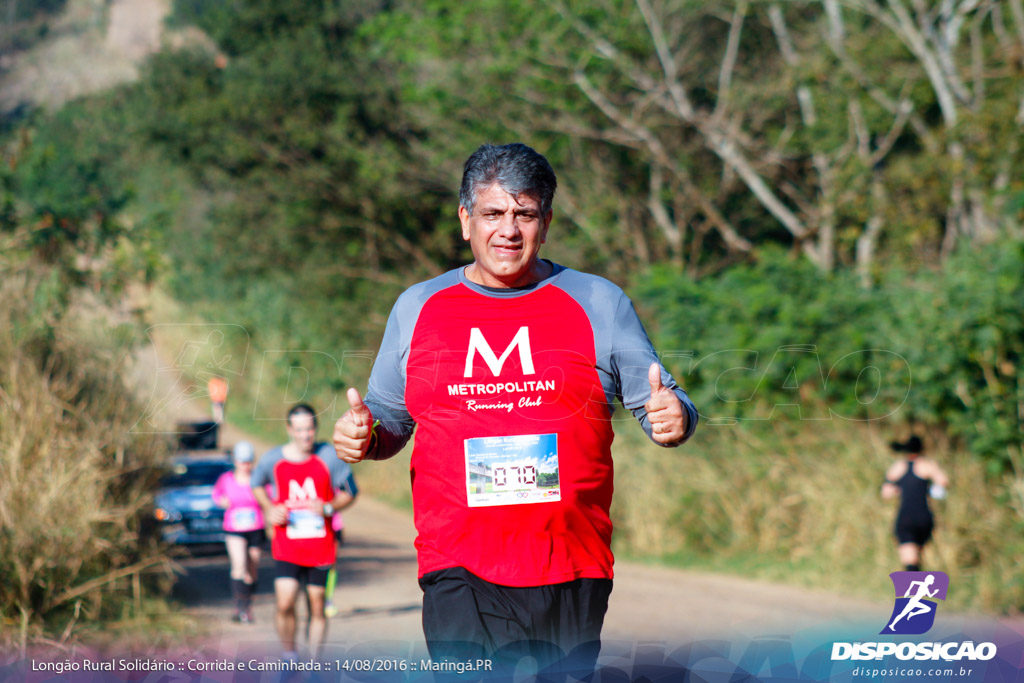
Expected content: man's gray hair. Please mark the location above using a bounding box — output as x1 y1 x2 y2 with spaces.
459 143 557 216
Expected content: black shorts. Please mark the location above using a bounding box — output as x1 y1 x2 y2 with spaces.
419 566 612 677
225 529 266 548
895 520 933 545
275 560 332 587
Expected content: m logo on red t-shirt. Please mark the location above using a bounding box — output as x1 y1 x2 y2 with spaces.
287 477 318 504
464 326 535 377
271 459 335 567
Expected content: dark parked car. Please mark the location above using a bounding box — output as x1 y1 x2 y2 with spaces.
176 420 219 450
154 454 233 547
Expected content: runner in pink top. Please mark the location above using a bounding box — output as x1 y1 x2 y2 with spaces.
213 465 265 533
212 441 265 623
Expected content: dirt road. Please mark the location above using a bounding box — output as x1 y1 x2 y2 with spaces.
173 459 885 655
171 463 891 665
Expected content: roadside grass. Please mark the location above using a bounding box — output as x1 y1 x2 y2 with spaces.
0 262 188 651
610 418 1024 614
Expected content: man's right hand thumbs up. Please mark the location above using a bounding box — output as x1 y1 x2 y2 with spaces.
334 388 375 463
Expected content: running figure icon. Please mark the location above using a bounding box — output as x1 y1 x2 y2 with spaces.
888 574 938 631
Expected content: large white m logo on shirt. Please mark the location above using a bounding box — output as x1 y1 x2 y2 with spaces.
464 327 536 378
288 477 318 502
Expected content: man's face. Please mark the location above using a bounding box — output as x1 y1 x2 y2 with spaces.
286 413 317 454
459 183 552 288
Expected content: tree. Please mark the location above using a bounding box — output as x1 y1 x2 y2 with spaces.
365 0 1022 279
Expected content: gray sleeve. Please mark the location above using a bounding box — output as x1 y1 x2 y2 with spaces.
362 289 421 461
317 443 358 496
555 271 697 446
250 446 280 488
610 292 698 446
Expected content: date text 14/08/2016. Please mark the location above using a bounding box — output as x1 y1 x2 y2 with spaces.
340 659 494 674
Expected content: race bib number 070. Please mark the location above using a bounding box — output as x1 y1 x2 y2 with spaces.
465 433 561 508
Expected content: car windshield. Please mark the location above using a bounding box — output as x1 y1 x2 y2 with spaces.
161 461 232 488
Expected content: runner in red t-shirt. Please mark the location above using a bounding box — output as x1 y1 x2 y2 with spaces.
333 143 697 676
252 404 358 660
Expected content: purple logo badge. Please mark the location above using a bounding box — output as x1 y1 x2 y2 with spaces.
880 571 949 635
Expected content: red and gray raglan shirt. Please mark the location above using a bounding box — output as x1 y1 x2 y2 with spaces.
251 443 358 568
363 262 697 587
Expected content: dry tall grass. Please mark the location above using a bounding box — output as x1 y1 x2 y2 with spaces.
611 418 1024 614
0 264 172 651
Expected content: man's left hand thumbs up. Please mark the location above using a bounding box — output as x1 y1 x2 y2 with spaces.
644 362 686 444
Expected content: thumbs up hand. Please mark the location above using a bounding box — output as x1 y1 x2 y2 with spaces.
644 362 686 444
334 388 375 463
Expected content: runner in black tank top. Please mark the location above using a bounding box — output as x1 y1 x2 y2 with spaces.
881 435 950 572
894 459 933 546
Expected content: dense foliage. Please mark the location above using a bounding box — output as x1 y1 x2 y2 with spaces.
636 244 1024 475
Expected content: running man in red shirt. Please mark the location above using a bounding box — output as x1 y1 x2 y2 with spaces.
333 143 697 676
252 404 358 661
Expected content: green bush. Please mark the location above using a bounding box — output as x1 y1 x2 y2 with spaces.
634 243 1024 475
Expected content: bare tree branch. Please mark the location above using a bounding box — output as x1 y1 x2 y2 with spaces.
635 0 811 244
1010 0 1024 47
768 5 818 128
713 2 748 123
894 0 960 122
682 184 754 254
869 98 914 166
824 0 846 43
942 141 967 257
849 99 871 159
970 9 985 106
572 67 752 256
857 213 884 288
554 1 661 94
634 0 697 119
934 0 978 104
767 3 842 269
989 1 1010 46
857 0 963 124
821 1 937 150
648 165 683 253
767 4 798 65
